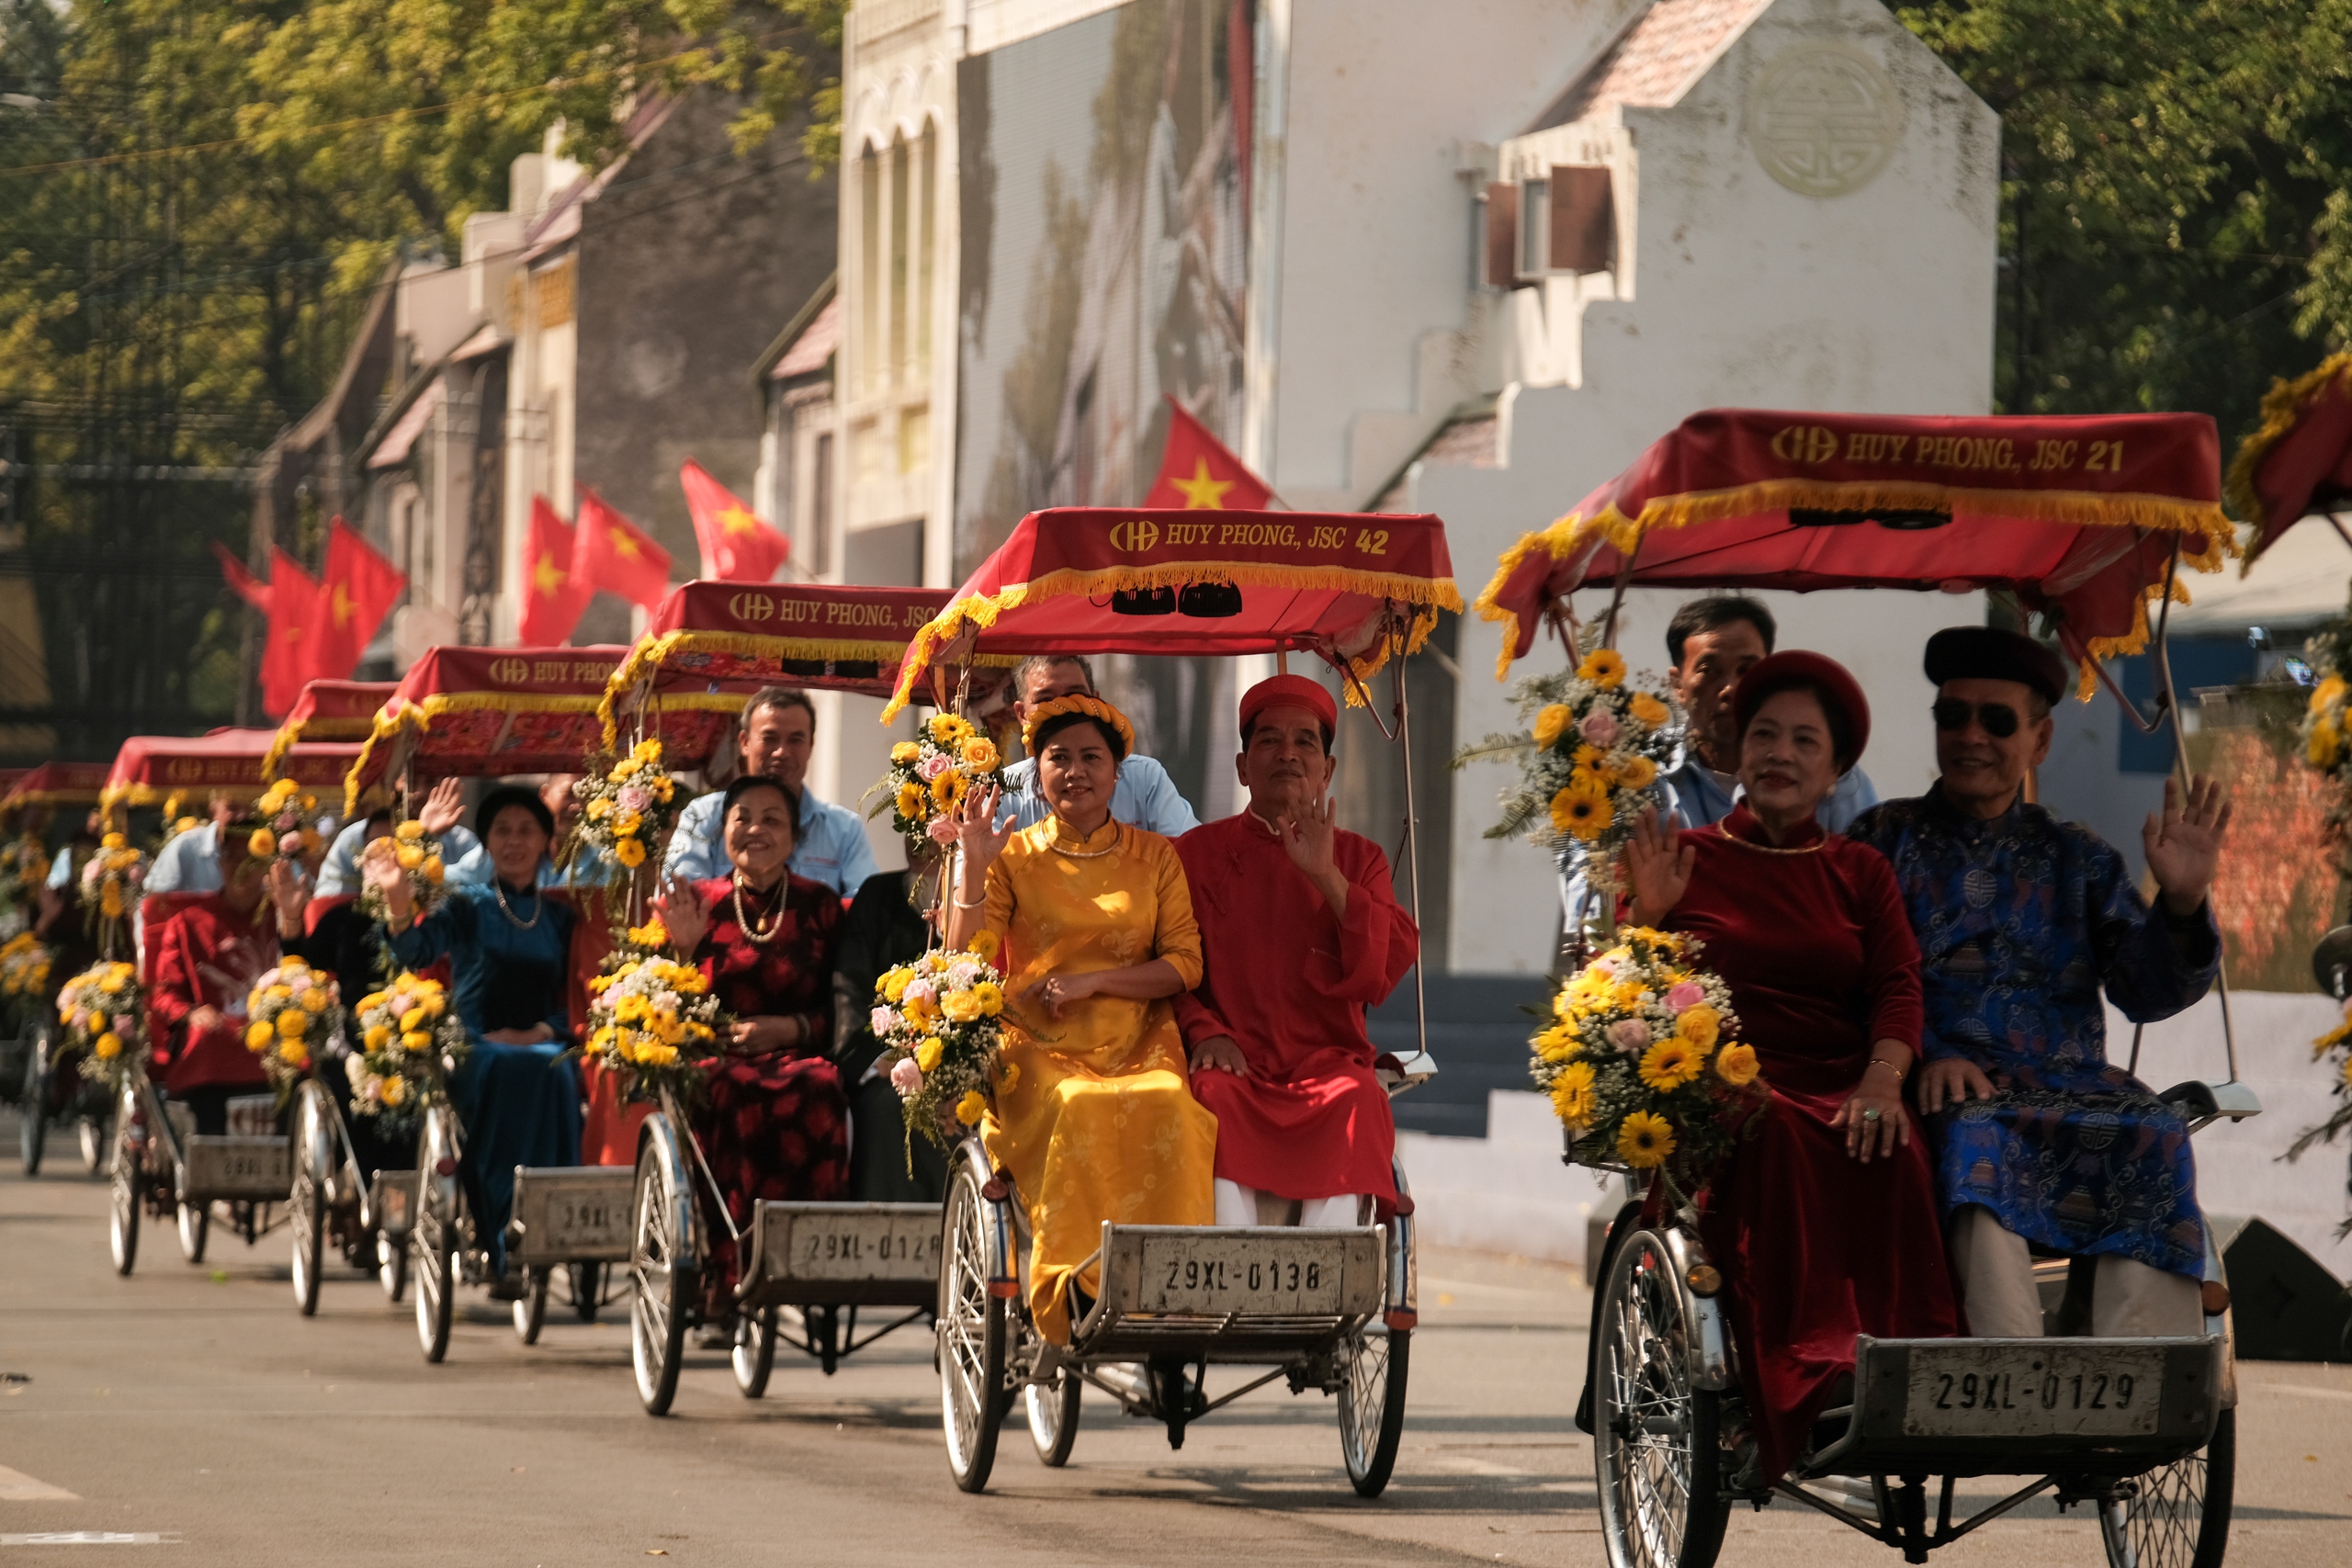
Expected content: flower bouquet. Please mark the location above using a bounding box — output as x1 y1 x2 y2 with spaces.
2301 666 2352 837
356 820 448 924
575 739 683 876
346 972 468 1135
581 923 722 1101
873 930 1012 1152
1532 926 1767 1204
77 832 148 953
243 955 342 1097
1454 633 1685 936
58 960 143 1090
244 777 322 873
0 832 49 912
0 931 51 1001
876 712 1001 858
2292 1006 2352 1238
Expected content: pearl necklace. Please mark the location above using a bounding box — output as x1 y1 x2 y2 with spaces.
492 879 543 929
731 874 783 944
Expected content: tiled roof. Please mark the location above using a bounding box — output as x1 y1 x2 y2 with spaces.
1535 0 1772 130
771 295 842 380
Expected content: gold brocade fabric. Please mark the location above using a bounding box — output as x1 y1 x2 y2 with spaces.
979 817 1215 1344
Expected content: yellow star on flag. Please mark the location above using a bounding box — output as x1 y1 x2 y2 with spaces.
1170 458 1234 510
609 526 640 559
329 582 356 628
718 505 762 537
533 551 567 595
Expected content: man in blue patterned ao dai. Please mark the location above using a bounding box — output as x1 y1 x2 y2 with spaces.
1846 627 2233 1338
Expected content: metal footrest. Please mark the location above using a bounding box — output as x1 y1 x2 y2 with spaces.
179 1136 293 1202
1798 1335 2225 1481
506 1165 634 1267
739 1201 942 1309
1071 1224 1383 1362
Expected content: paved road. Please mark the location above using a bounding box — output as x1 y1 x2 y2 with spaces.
2 1111 2347 1567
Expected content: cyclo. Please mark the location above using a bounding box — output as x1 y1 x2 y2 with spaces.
598 580 979 1415
1476 408 2257 1568
2 761 115 1177
98 728 359 1273
340 642 718 1357
883 506 1452 1495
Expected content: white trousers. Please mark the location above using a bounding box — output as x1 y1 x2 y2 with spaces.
1215 1179 1366 1229
1947 1204 2202 1337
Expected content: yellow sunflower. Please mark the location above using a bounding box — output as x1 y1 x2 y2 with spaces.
1550 784 1614 842
1638 1037 1703 1090
1616 1111 1675 1169
1533 1021 1581 1062
1577 648 1626 690
1714 1042 1761 1087
1570 744 1611 787
1549 1060 1597 1127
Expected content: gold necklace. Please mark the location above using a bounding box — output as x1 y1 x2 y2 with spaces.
731 873 783 944
1048 821 1120 860
492 878 543 929
1713 823 1826 856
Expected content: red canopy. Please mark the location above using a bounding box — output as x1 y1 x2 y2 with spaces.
105 729 360 812
600 581 964 745
2227 352 2352 565
263 679 400 781
883 507 1464 718
0 761 112 819
1473 409 2235 692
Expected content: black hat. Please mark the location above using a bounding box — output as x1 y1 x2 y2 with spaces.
1922 626 2069 706
474 784 555 841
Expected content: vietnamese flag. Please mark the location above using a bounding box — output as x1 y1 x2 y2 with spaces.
681 460 790 581
211 540 273 613
260 548 322 717
519 496 591 645
311 518 407 683
572 486 673 610
1144 395 1272 511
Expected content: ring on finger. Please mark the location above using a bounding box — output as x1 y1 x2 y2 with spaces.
1860 1106 1883 1122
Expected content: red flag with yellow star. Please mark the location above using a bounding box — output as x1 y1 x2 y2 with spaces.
519 496 591 645
309 517 406 686
1144 396 1272 511
260 547 322 718
573 486 673 610
681 459 790 581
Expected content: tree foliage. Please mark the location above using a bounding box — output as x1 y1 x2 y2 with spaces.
1900 0 2352 446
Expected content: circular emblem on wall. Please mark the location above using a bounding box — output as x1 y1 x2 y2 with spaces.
1745 42 1905 198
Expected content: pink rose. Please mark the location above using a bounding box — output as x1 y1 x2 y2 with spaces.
919 754 953 781
903 978 937 1008
617 785 651 814
1665 981 1706 1012
926 815 962 845
1605 1019 1650 1054
889 1056 924 1095
870 1007 899 1036
1588 956 1618 981
1578 709 1621 747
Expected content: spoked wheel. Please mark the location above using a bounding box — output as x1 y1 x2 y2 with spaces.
379 1230 409 1303
939 1157 1010 1493
80 1114 107 1176
1338 1320 1410 1496
19 1028 51 1176
733 1305 780 1399
176 1201 210 1264
107 1083 141 1276
514 1267 550 1344
1595 1228 1727 1568
289 1083 331 1316
413 1106 459 1362
570 1260 601 1323
2100 1406 2235 1568
628 1116 696 1416
1026 1368 1082 1467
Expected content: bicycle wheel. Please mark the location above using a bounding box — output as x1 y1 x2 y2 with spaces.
107 1082 141 1276
1338 1321 1410 1496
939 1156 1009 1494
2100 1406 2234 1568
1594 1228 1727 1568
289 1082 330 1316
177 1201 209 1264
19 1027 51 1176
628 1115 696 1416
733 1305 779 1399
1026 1369 1082 1468
413 1106 459 1362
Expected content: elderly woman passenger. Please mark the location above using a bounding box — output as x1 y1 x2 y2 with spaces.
1621 652 1959 1488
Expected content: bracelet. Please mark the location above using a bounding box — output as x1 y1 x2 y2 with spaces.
953 889 987 908
1867 1055 1907 1079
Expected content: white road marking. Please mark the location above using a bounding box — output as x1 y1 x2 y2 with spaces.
1 1533 176 1545
0 1468 77 1502
2250 1382 2352 1403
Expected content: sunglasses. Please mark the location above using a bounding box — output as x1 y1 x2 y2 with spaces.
1931 699 2022 739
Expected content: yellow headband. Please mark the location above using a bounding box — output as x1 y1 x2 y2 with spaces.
1021 694 1136 758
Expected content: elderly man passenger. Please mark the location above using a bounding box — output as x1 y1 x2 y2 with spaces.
997 655 1200 837
664 686 878 896
1174 675 1419 1229
1845 626 2233 1338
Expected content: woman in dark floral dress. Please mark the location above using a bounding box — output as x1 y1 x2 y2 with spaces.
656 773 848 1313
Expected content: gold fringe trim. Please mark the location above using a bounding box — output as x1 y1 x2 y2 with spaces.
882 562 1465 720
0 787 105 811
1474 480 2236 680
598 629 978 745
260 719 304 784
2226 350 2352 551
2075 579 2195 700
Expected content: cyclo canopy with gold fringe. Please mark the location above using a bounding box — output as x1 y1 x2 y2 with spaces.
105 729 360 813
882 507 1464 719
1473 409 2235 694
2225 351 2352 568
348 645 761 816
0 761 111 821
262 679 401 783
599 581 964 746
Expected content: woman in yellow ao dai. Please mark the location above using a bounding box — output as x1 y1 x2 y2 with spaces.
944 695 1215 1344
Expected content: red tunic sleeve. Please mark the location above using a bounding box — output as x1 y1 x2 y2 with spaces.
1330 834 1419 1010
147 909 200 1040
1847 841 1924 1051
1170 829 1236 1045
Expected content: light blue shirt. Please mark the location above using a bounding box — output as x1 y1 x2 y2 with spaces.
146 823 220 895
995 754 1200 838
46 844 79 891
662 786 878 897
314 818 481 898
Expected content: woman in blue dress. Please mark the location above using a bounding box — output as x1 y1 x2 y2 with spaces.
365 784 581 1293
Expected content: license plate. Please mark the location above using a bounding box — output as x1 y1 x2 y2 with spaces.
1136 1235 1353 1316
510 1168 635 1262
226 1095 277 1137
1902 1345 2165 1438
767 1211 939 1282
183 1137 292 1199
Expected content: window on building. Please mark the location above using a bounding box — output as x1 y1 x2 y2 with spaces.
889 133 910 388
916 121 936 378
860 146 881 399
